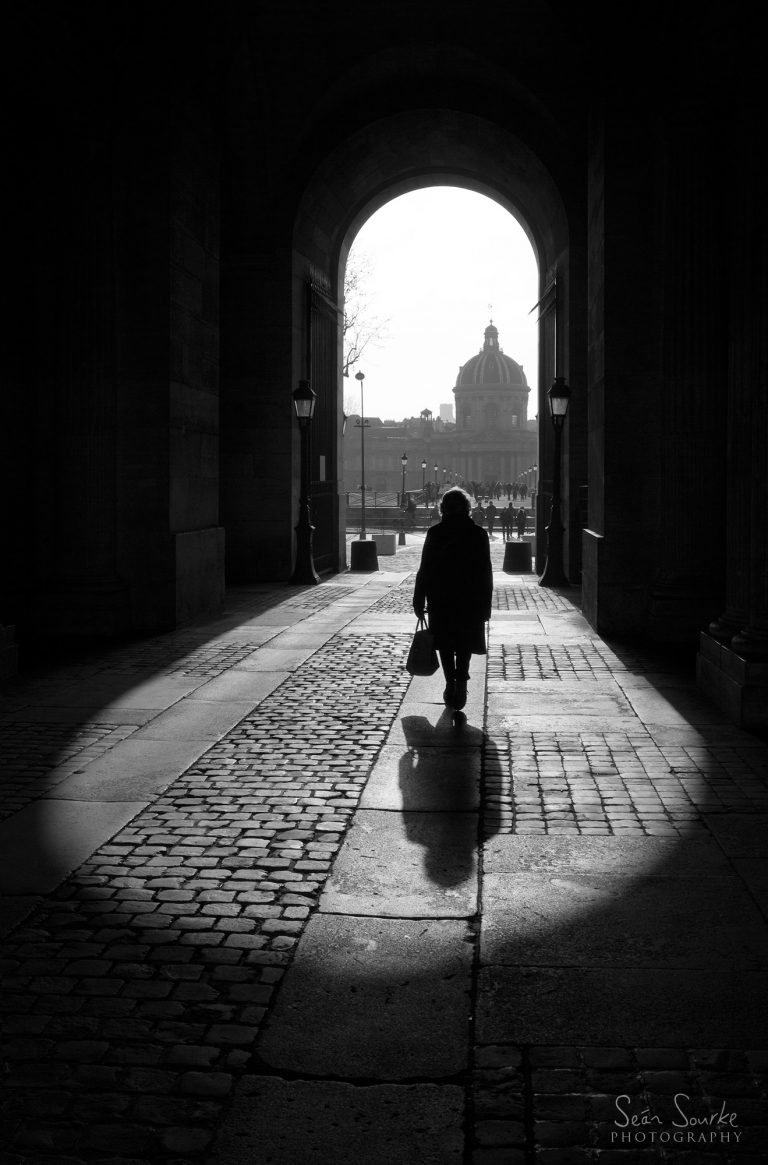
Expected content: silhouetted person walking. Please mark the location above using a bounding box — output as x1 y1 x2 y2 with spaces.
413 487 493 711
486 500 497 539
516 506 527 539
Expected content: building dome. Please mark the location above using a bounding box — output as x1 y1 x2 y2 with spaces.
456 322 527 387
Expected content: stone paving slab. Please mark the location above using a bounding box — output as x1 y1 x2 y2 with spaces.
702 812 768 857
535 611 597 634
129 698 256 742
488 684 635 714
320 808 477 916
487 712 641 735
255 914 474 1079
45 674 206 710
47 737 216 801
622 685 737 727
0 703 155 725
481 872 768 967
0 797 145 895
404 656 486 711
181 669 287 705
487 610 541 621
224 645 319 672
192 623 285 643
360 743 481 811
613 671 699 691
227 611 299 626
476 966 768 1045
482 835 733 876
386 708 487 749
734 859 768 915
339 615 415 632
633 722 760 747
211 1077 465 1165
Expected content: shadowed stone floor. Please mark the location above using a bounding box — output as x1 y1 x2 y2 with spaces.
1 532 766 1163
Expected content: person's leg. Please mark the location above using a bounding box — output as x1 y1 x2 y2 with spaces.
455 649 471 681
439 649 456 706
453 649 472 710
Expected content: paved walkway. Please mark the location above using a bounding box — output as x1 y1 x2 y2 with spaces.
1 533 767 1164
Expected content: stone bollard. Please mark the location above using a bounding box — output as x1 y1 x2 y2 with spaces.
503 541 532 573
349 539 379 572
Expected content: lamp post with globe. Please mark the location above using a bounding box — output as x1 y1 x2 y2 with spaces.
349 370 378 572
539 376 572 587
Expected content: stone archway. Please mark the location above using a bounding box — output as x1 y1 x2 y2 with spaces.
290 108 577 575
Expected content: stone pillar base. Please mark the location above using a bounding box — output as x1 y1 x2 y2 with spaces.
31 579 132 638
697 632 768 732
647 589 723 645
175 527 226 624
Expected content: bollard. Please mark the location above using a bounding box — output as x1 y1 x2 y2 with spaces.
349 539 379 571
503 541 532 573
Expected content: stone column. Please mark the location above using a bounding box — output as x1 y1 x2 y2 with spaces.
31 142 131 637
647 106 728 640
697 105 768 729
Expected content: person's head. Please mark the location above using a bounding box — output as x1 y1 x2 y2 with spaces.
439 487 472 518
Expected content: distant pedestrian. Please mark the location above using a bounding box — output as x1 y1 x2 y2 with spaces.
486 501 497 539
503 502 515 540
413 487 493 713
516 507 527 539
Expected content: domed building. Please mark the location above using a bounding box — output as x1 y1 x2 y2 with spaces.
449 321 537 487
341 320 538 502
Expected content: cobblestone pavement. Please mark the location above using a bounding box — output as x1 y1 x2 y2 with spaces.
0 537 767 1164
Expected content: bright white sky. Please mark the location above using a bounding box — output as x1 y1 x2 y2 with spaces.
345 186 540 423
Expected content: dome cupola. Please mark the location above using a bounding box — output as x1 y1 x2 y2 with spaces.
453 320 530 436
456 320 527 388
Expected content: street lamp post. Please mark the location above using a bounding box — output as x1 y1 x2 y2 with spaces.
539 376 572 587
291 379 320 585
398 452 409 546
434 463 438 496
350 370 378 572
421 458 427 501
355 370 369 540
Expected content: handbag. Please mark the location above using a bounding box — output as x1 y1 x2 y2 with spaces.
405 616 439 676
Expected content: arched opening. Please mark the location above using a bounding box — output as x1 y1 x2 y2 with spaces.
276 109 580 581
338 186 539 534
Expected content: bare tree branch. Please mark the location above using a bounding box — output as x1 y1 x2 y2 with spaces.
342 248 390 378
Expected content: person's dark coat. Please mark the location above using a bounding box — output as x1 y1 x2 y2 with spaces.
413 514 493 654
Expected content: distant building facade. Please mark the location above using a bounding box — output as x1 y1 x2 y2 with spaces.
343 322 537 497
450 321 536 486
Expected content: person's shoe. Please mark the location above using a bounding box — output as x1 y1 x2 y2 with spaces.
453 679 467 710
443 682 455 707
